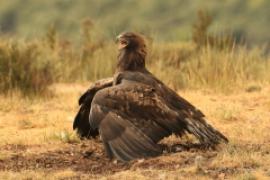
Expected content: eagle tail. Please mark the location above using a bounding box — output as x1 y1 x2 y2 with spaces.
73 78 113 138
185 117 228 146
73 104 99 138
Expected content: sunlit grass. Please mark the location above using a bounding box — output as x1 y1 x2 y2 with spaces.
0 26 269 96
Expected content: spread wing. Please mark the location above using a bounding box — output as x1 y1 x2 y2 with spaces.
89 79 227 162
116 71 228 144
89 82 178 161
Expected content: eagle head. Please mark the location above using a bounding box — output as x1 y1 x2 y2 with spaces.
116 32 147 72
116 32 146 51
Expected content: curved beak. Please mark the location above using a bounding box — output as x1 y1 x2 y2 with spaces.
116 34 128 50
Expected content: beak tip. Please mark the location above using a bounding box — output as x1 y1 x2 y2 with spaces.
117 34 123 40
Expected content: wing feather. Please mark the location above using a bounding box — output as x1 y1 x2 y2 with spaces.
98 111 162 161
81 71 228 162
73 78 113 138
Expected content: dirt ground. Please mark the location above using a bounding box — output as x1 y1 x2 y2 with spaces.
0 83 269 179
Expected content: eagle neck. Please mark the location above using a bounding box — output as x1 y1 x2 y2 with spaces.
117 49 146 72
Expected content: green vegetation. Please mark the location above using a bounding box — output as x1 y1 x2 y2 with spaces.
0 1 269 96
0 0 269 44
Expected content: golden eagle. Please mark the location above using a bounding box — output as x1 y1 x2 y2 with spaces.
73 32 228 162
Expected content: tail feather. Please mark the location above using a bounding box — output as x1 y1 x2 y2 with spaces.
185 117 228 146
74 77 114 138
73 104 99 138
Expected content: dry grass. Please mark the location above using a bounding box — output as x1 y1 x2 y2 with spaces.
0 83 269 179
148 43 270 92
0 39 54 95
0 25 269 96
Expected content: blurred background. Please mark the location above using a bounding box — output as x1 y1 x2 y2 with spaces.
0 0 269 45
0 0 269 96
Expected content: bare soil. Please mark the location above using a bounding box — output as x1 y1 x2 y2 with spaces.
1 141 267 179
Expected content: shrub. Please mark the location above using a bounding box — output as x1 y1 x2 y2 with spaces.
192 10 235 50
0 39 54 95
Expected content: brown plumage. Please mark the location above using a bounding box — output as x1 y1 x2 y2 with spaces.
73 32 228 162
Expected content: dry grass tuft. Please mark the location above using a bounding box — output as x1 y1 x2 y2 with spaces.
49 130 80 144
0 39 54 96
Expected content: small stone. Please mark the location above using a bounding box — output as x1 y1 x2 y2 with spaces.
113 159 118 164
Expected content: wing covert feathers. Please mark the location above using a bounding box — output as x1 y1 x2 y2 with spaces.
73 74 228 162
89 82 228 161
